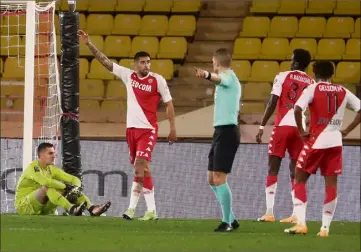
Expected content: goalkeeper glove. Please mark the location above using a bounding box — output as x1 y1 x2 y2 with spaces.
64 183 82 204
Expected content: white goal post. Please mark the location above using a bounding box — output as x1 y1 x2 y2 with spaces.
0 0 61 213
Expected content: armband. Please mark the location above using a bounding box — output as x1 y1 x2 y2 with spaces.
259 125 264 130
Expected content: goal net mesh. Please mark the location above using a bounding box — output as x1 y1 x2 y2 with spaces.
0 1 61 213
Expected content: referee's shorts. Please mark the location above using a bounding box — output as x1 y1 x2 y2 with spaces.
208 124 240 174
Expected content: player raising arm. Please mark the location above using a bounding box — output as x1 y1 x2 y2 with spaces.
284 61 361 236
78 30 177 221
195 48 241 232
15 143 111 216
256 49 314 223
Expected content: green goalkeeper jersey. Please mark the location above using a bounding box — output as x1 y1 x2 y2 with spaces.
15 160 81 206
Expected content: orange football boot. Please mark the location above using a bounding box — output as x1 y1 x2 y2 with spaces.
284 224 308 235
280 215 297 223
257 214 275 222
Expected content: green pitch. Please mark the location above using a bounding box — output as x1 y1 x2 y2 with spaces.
1 214 360 252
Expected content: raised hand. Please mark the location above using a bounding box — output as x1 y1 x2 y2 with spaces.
78 29 89 45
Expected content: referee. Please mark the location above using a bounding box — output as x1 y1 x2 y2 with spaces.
195 48 241 232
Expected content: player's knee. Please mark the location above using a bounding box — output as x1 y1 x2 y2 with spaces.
36 187 49 204
294 169 309 184
144 169 151 177
135 158 147 168
213 171 227 185
324 175 337 187
268 156 281 175
39 186 48 193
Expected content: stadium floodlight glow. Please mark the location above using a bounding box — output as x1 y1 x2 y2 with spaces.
68 0 76 12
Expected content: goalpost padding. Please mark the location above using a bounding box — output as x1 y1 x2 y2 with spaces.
59 12 81 179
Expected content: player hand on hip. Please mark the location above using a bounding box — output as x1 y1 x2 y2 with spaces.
168 127 177 145
340 129 349 138
78 30 89 45
256 129 263 143
298 130 310 141
194 67 207 78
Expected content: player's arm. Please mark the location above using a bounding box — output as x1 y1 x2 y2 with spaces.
341 90 361 137
78 30 113 72
260 75 283 127
165 101 176 131
51 167 82 187
158 76 177 142
26 165 66 190
294 85 315 137
194 68 221 85
255 75 283 143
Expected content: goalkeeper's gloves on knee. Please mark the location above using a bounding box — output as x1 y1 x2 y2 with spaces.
64 183 82 204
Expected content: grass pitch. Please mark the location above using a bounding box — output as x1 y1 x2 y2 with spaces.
1 214 360 252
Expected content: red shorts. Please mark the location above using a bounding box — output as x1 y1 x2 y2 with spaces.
126 127 158 165
296 146 343 176
268 126 303 160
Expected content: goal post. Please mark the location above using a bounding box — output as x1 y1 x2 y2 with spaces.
0 0 62 213
23 0 36 170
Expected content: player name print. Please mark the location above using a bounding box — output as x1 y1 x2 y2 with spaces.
131 79 152 92
290 74 314 85
317 118 342 126
318 84 343 92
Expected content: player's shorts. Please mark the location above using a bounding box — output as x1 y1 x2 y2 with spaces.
296 146 343 176
16 191 58 216
208 125 240 174
126 127 158 165
15 190 44 215
268 125 303 160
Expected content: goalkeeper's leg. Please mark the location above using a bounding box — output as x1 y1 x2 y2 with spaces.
75 192 111 216
25 187 86 215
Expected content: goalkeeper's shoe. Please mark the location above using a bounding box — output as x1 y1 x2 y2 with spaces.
257 214 275 222
280 215 297 223
88 201 111 216
214 222 233 232
317 228 329 237
122 208 135 220
284 224 308 235
69 202 87 216
138 210 158 221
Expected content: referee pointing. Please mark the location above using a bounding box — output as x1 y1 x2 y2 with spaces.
194 48 241 232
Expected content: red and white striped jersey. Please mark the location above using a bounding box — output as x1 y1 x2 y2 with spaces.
295 82 360 149
112 63 172 129
271 70 315 127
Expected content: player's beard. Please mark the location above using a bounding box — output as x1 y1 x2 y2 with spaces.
138 70 149 77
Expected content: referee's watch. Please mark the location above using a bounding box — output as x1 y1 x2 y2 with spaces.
259 125 264 130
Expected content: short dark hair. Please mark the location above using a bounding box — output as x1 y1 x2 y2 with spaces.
293 49 312 70
37 142 54 157
134 51 150 61
313 61 334 80
214 48 232 67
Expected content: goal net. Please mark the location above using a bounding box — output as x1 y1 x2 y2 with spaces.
0 1 61 213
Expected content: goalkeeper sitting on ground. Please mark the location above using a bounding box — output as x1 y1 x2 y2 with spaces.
15 142 111 216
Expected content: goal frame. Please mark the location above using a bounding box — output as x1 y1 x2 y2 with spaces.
1 0 60 170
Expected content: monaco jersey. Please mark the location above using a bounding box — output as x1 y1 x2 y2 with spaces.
112 63 172 129
271 70 314 127
295 82 361 149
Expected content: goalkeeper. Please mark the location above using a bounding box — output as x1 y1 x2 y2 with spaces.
14 142 111 216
